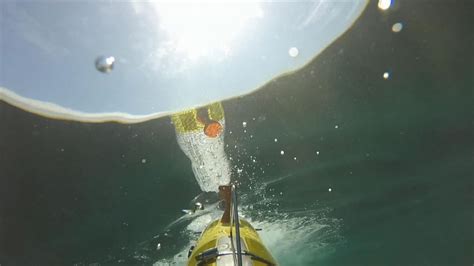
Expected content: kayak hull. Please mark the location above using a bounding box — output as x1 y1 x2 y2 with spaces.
188 218 276 266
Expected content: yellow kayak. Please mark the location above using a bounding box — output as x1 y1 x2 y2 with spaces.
187 185 277 266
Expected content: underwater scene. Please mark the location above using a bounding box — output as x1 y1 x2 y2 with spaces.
1 0 473 265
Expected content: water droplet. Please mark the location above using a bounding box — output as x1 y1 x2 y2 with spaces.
316 151 320 155
392 22 403 33
156 243 161 251
280 150 285 155
95 56 115 73
289 47 299 57
383 72 390 79
274 138 278 142
141 158 147 163
293 157 297 160
237 168 243 174
335 125 339 129
378 0 392 10
242 121 247 128
328 188 332 192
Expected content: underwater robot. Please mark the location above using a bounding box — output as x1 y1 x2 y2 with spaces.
187 185 277 266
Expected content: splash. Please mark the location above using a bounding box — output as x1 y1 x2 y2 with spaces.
246 210 342 265
151 185 343 265
171 103 231 192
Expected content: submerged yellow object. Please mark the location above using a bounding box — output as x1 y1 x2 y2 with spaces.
187 185 276 265
188 219 276 266
172 103 225 134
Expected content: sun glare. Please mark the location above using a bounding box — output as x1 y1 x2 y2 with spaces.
153 1 263 62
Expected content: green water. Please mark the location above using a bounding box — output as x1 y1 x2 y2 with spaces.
1 1 473 265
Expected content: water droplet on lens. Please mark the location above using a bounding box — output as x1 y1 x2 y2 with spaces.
95 56 115 73
289 47 299 57
378 0 392 10
392 22 403 33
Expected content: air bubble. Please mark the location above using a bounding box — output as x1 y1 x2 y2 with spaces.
289 47 299 57
392 22 403 33
378 0 392 10
95 56 115 73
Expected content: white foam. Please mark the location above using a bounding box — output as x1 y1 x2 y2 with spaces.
174 119 231 192
153 199 342 265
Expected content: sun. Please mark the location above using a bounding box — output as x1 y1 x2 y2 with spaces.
152 1 263 62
